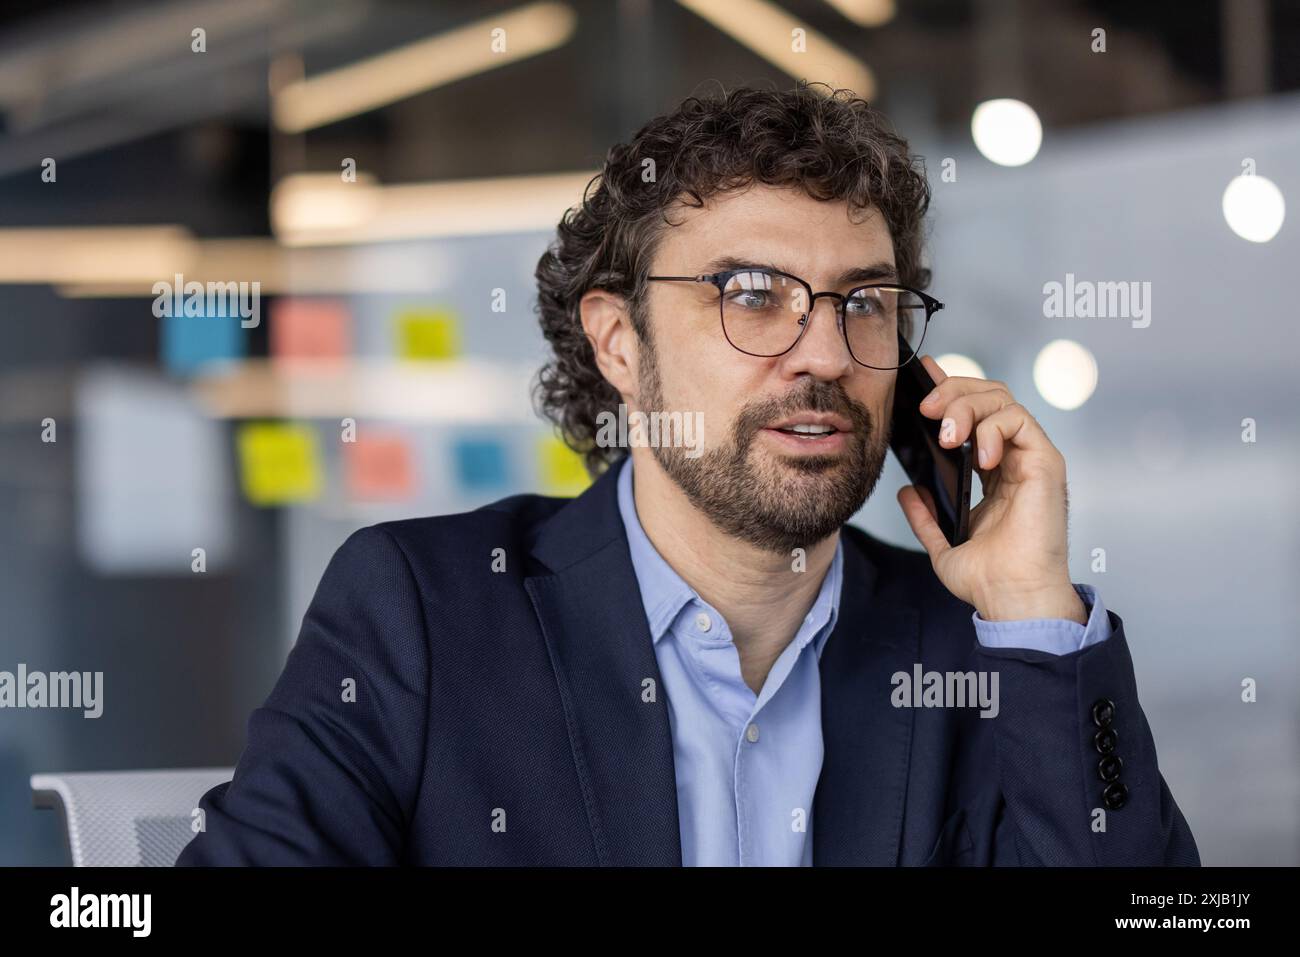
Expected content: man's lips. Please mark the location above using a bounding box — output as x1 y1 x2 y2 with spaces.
758 411 856 454
760 427 850 454
765 412 854 434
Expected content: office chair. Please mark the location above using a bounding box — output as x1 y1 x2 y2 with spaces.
31 767 233 866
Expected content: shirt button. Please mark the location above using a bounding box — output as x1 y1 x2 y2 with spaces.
745 723 760 743
694 612 712 633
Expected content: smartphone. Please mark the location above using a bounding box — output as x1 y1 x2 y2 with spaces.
889 340 973 546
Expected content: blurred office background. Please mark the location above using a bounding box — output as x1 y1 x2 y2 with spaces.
0 0 1296 865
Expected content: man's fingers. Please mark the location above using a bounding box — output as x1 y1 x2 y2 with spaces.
932 388 1014 449
897 485 949 561
921 378 1008 421
918 354 949 386
927 390 1058 472
974 404 1061 472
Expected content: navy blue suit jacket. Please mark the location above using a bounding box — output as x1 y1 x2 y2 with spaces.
177 462 1199 866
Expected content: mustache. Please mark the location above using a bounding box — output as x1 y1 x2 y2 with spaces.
732 380 874 444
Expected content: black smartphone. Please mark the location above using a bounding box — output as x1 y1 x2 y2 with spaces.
888 341 973 546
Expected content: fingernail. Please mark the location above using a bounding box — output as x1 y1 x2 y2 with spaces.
978 447 989 468
940 418 955 444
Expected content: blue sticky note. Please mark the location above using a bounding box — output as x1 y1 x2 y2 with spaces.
161 299 246 375
452 438 509 491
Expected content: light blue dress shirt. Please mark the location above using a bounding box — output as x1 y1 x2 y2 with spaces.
615 455 1112 866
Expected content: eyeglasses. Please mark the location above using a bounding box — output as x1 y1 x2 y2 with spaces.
646 266 944 370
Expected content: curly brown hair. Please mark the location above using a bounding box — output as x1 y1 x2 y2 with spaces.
533 80 932 476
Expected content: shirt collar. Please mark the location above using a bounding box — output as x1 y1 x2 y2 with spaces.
615 455 843 653
616 456 699 642
809 536 843 658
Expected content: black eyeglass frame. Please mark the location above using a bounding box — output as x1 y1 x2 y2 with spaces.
645 267 945 370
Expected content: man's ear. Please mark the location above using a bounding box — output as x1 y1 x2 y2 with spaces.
578 288 638 398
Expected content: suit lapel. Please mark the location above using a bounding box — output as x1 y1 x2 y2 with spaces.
813 531 920 865
524 464 682 865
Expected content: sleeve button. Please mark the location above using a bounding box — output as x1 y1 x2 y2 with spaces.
1091 697 1116 727
1094 727 1119 754
1102 781 1128 809
1098 754 1124 782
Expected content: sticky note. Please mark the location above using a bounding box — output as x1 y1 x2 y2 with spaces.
537 435 591 497
396 307 461 359
271 298 351 363
161 305 245 375
344 432 416 500
236 422 322 506
452 437 509 491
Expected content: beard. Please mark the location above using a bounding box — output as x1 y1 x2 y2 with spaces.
637 339 889 555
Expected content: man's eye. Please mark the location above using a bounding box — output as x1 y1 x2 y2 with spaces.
727 290 772 309
846 294 878 316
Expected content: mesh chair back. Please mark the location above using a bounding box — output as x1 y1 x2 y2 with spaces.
31 768 234 866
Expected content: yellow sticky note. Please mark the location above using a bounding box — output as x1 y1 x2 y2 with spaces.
538 435 592 497
396 308 461 359
237 422 322 506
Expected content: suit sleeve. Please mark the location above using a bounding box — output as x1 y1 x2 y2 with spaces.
175 526 430 865
972 609 1199 865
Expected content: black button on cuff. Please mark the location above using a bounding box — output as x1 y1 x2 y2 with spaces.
1091 697 1116 727
1102 781 1128 809
1094 727 1118 755
1098 754 1124 782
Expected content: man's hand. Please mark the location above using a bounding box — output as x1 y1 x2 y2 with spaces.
896 355 1087 625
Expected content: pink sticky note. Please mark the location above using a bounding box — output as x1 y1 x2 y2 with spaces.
344 432 416 500
271 298 352 363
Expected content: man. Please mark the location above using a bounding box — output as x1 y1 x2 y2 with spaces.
178 83 1197 866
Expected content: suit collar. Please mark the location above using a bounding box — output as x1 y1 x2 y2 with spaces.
528 457 627 574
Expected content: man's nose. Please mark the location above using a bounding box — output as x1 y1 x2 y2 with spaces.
781 296 854 380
